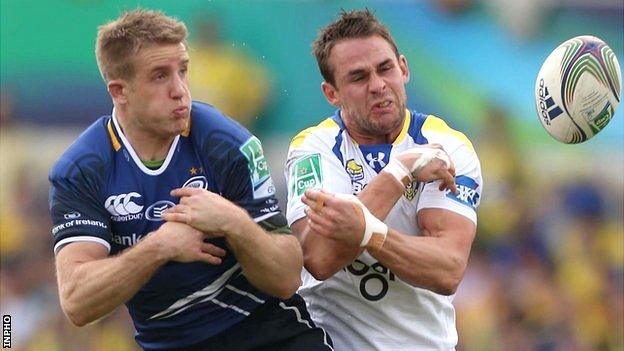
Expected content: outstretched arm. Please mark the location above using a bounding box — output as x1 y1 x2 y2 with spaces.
55 221 225 326
163 187 303 299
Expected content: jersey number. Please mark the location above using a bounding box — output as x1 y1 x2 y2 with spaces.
345 259 395 301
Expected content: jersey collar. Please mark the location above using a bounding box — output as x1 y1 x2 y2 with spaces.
110 108 180 176
331 108 412 146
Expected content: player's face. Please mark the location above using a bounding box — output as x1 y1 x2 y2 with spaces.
124 43 192 138
322 35 410 143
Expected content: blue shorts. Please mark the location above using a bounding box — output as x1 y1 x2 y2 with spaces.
146 294 333 351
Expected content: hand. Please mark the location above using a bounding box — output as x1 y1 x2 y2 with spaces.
151 221 226 265
394 144 457 193
162 187 247 234
302 189 365 247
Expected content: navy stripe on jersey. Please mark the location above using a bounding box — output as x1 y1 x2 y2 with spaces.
49 101 285 350
329 110 345 165
407 112 430 145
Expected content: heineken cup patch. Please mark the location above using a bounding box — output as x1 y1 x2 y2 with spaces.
291 154 323 197
240 136 275 199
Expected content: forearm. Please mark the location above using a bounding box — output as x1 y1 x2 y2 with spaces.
299 223 364 280
357 171 404 220
57 236 168 326
294 173 402 278
225 218 303 299
369 229 468 295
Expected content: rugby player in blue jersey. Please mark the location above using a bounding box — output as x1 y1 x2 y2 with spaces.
48 9 332 351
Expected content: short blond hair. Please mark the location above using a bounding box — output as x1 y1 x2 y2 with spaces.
95 9 188 82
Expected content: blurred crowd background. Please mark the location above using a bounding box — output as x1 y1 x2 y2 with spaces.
1 0 623 350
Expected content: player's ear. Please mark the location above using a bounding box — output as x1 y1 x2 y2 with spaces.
108 79 128 104
321 81 340 107
399 54 410 84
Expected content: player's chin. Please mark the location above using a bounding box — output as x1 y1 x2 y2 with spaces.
371 111 402 129
167 118 189 136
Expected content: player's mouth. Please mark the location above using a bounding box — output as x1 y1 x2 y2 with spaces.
371 99 394 113
172 106 189 118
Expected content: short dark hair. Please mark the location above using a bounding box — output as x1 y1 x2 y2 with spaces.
95 9 188 82
312 9 400 85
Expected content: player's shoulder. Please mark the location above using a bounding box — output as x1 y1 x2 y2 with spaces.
189 101 253 147
289 113 342 151
49 116 113 182
410 112 475 154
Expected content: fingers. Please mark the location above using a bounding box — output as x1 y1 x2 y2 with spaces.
302 189 333 210
201 242 227 257
430 157 457 193
314 193 326 212
302 189 322 203
162 205 191 223
304 206 335 238
161 211 191 224
170 187 207 198
198 243 226 265
198 253 223 265
426 143 443 150
438 171 457 193
440 159 457 193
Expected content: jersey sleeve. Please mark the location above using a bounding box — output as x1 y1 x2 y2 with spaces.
417 136 483 224
219 135 284 224
284 131 352 226
49 157 112 255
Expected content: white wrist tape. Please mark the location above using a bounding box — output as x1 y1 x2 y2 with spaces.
335 194 388 249
382 159 412 186
386 147 452 182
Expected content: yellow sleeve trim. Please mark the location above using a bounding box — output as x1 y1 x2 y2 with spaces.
290 118 338 149
392 109 412 145
422 115 475 152
106 120 121 151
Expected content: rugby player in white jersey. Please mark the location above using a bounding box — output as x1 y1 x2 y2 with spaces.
285 9 482 350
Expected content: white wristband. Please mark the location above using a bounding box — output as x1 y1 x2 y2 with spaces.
335 194 388 250
405 147 451 175
387 147 452 182
382 158 412 186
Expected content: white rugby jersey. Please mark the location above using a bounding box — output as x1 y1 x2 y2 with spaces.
285 109 482 351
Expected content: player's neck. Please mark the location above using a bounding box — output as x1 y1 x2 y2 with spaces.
115 113 175 162
341 111 403 145
345 124 402 145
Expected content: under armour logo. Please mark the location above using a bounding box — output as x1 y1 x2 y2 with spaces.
366 152 386 169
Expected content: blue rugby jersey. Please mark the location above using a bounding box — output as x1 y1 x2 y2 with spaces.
49 101 283 350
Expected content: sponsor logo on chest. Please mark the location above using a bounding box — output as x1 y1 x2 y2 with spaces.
111 233 144 246
105 192 144 221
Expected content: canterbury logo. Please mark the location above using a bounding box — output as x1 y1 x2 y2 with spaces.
104 192 144 216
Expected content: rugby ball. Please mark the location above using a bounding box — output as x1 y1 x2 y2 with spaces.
535 35 621 143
